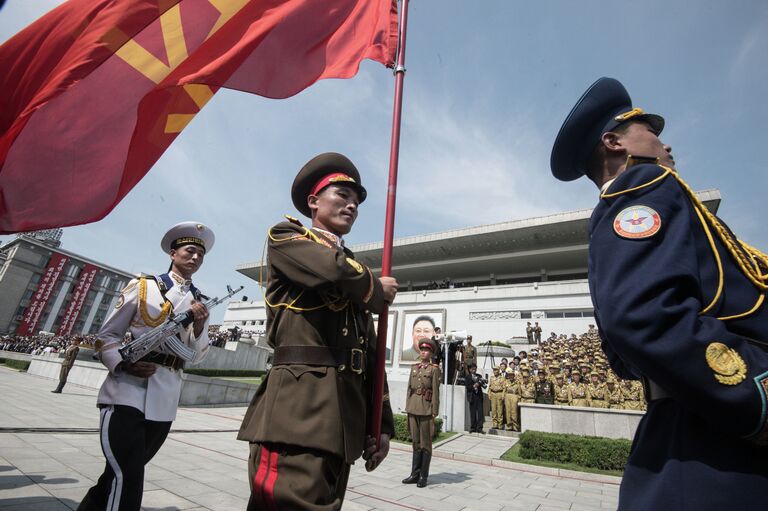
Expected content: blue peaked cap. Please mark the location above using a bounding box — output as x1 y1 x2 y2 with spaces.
550 77 665 181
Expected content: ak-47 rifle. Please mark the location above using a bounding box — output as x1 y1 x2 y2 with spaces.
119 285 244 364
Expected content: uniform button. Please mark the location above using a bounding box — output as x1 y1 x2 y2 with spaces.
342 327 349 336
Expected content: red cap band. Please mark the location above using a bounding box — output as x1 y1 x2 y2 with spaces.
309 172 357 197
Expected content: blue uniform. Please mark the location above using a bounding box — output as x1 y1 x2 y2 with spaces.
589 162 768 510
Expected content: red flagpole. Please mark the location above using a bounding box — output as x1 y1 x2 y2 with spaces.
371 0 410 451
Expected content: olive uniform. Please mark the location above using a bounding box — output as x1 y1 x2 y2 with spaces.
569 379 589 407
488 370 506 428
620 381 645 411
402 339 439 488
51 341 80 393
238 154 395 511
503 371 521 431
587 377 608 408
534 376 555 405
553 378 572 406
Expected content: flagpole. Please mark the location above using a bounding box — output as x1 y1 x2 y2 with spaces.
371 0 410 452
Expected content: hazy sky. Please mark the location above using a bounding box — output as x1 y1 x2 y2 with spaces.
2 1 767 322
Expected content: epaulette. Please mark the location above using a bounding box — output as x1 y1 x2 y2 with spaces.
601 161 672 199
284 214 304 227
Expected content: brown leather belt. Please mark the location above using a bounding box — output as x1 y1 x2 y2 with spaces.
141 351 184 371
273 345 366 374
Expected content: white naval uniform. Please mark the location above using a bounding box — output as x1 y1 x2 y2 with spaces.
96 271 209 421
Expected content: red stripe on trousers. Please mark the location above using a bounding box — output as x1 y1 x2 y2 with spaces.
252 444 270 509
264 449 279 511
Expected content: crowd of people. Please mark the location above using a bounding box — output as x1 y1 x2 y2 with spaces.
480 325 646 432
0 333 96 354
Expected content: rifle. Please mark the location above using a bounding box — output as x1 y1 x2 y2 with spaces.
119 285 244 364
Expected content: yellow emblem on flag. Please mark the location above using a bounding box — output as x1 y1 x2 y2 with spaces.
705 342 747 385
346 257 364 274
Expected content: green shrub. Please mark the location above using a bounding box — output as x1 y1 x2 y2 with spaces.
184 368 266 378
1 359 30 372
518 430 630 471
393 414 443 442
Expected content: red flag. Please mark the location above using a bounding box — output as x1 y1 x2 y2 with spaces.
0 0 397 233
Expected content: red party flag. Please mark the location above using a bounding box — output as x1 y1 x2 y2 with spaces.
0 0 397 233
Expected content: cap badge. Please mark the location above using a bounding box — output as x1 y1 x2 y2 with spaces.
705 342 747 386
613 205 661 239
196 224 204 231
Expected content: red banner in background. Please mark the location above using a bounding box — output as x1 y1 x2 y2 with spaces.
16 253 69 335
57 264 98 336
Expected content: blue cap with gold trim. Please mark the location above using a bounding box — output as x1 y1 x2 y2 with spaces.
161 221 215 254
550 77 665 181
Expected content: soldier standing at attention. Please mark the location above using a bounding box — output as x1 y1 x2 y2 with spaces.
533 322 542 344
51 337 80 393
606 377 623 409
587 371 608 408
552 77 768 509
237 153 398 511
503 368 521 431
462 335 477 375
78 222 212 511
569 371 589 407
518 367 536 405
525 322 534 343
534 369 555 404
402 338 440 488
488 366 505 429
553 373 572 406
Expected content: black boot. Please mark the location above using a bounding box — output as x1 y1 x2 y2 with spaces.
417 450 431 488
402 450 422 484
51 382 64 393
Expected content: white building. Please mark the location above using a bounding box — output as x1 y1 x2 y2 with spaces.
224 188 721 378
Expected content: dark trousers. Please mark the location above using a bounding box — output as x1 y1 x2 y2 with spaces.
468 395 484 432
248 442 350 511
78 405 171 511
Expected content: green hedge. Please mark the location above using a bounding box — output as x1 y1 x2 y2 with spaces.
393 414 443 442
184 368 266 378
0 358 30 371
518 430 630 471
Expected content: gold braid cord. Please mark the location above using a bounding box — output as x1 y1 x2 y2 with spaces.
668 167 768 292
138 277 172 327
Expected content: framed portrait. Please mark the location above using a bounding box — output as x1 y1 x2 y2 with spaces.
399 310 446 364
371 311 397 363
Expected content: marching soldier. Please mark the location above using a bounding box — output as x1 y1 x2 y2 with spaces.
503 368 520 431
51 336 80 393
551 76 768 508
569 370 589 407
553 373 572 406
78 222 212 511
488 366 505 429
237 153 397 510
402 338 440 488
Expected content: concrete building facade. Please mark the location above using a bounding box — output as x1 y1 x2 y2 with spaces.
0 236 134 336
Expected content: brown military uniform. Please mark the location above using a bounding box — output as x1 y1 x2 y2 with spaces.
463 344 477 371
553 381 572 406
502 376 520 431
621 380 646 410
606 383 623 409
519 378 536 404
238 221 395 510
488 373 505 428
405 362 440 453
569 381 589 407
588 381 608 408
52 343 79 393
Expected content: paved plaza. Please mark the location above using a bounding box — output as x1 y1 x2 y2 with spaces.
0 366 620 510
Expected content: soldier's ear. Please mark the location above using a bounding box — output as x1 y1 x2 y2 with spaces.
307 194 320 217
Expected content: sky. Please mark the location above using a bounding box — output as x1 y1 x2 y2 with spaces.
1 0 767 323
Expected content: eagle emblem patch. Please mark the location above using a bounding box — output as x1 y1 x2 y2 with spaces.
613 205 661 239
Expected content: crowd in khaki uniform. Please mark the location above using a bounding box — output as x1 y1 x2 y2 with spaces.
487 325 646 431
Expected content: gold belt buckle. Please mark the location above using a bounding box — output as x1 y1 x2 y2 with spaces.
350 348 364 374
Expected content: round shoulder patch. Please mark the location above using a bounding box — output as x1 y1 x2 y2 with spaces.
613 205 661 239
